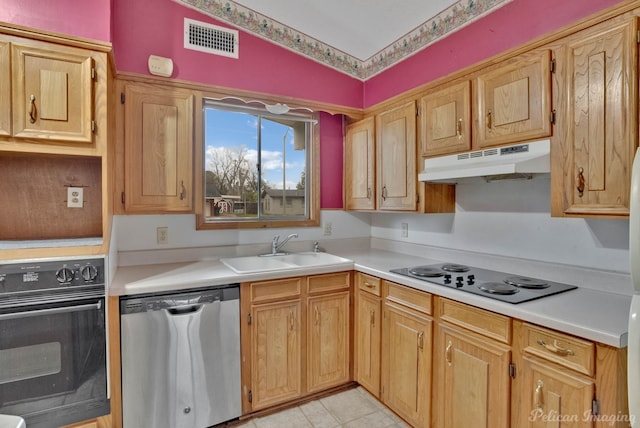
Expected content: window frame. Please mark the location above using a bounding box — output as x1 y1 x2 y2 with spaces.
195 94 320 230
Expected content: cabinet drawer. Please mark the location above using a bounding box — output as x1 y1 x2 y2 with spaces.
437 298 511 344
308 271 351 294
250 277 302 304
384 281 432 315
521 323 594 376
357 273 381 296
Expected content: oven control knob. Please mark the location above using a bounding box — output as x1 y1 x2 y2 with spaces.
467 274 475 285
455 276 464 288
80 265 99 282
444 274 452 284
56 267 75 283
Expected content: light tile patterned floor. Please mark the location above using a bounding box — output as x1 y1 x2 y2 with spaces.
235 387 410 428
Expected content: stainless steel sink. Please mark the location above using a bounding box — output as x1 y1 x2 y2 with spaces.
220 252 352 274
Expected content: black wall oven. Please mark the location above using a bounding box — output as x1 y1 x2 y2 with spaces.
0 257 110 428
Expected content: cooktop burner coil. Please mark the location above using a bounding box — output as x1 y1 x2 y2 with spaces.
441 263 470 273
478 282 520 295
408 266 444 277
504 276 549 289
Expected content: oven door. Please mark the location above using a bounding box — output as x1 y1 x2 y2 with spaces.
0 297 110 428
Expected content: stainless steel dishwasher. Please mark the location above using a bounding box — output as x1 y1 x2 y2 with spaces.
120 284 241 428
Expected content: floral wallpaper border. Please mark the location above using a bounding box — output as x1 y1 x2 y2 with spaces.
173 0 513 80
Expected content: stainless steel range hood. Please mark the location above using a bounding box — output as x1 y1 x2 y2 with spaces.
418 139 551 184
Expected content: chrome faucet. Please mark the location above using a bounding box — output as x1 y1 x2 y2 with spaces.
271 233 298 254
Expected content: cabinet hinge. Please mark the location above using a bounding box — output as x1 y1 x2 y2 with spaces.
91 67 96 80
508 363 516 379
91 120 96 133
247 313 252 325
121 92 126 104
549 109 556 125
550 58 556 74
416 193 420 204
591 399 600 417
121 192 125 204
248 390 253 403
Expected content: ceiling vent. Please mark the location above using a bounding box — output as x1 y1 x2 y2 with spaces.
184 18 239 59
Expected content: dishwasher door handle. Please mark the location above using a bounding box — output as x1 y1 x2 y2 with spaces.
166 304 204 315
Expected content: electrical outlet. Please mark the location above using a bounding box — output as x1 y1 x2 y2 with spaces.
157 227 169 244
401 222 408 238
67 187 83 208
323 222 332 236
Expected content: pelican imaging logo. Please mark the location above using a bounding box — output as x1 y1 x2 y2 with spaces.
528 409 634 426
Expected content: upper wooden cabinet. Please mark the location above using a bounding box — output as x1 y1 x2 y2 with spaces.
376 101 417 211
420 80 472 157
11 42 95 143
345 116 375 210
474 49 552 149
551 17 638 218
123 82 194 213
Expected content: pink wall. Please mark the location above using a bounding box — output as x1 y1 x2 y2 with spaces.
364 0 624 107
0 0 111 42
319 113 344 209
111 0 362 109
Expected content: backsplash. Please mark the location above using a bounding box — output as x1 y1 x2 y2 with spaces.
370 178 630 274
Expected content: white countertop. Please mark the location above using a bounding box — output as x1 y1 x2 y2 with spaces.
110 248 631 348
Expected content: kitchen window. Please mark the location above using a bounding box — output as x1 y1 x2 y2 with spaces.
196 98 319 229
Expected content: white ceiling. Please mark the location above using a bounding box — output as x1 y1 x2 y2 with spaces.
231 0 459 61
174 0 513 79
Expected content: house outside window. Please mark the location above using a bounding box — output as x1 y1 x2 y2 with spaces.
196 98 319 230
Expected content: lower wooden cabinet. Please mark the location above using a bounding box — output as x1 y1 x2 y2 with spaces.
434 323 511 428
307 291 350 393
354 273 382 397
381 281 433 427
251 299 302 409
241 272 351 413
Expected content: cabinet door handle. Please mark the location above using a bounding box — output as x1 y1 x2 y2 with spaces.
577 167 585 198
534 379 544 410
179 180 186 200
314 306 319 326
382 186 387 200
445 340 452 365
364 281 375 288
417 331 424 350
486 109 492 129
367 187 371 200
456 118 463 138
537 339 575 356
370 310 375 326
29 95 37 124
289 310 295 331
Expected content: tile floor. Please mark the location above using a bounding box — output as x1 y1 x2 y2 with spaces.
234 387 411 428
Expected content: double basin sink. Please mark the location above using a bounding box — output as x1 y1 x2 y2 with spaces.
220 252 352 274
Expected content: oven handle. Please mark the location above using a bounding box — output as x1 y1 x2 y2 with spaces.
0 300 102 321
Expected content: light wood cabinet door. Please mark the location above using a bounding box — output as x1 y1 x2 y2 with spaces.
11 42 95 143
551 18 637 217
420 80 472 156
345 116 375 210
355 289 381 397
517 355 594 427
381 303 432 427
376 101 417 211
0 41 10 137
307 291 350 393
475 49 552 149
251 299 302 410
124 83 194 212
435 323 511 428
